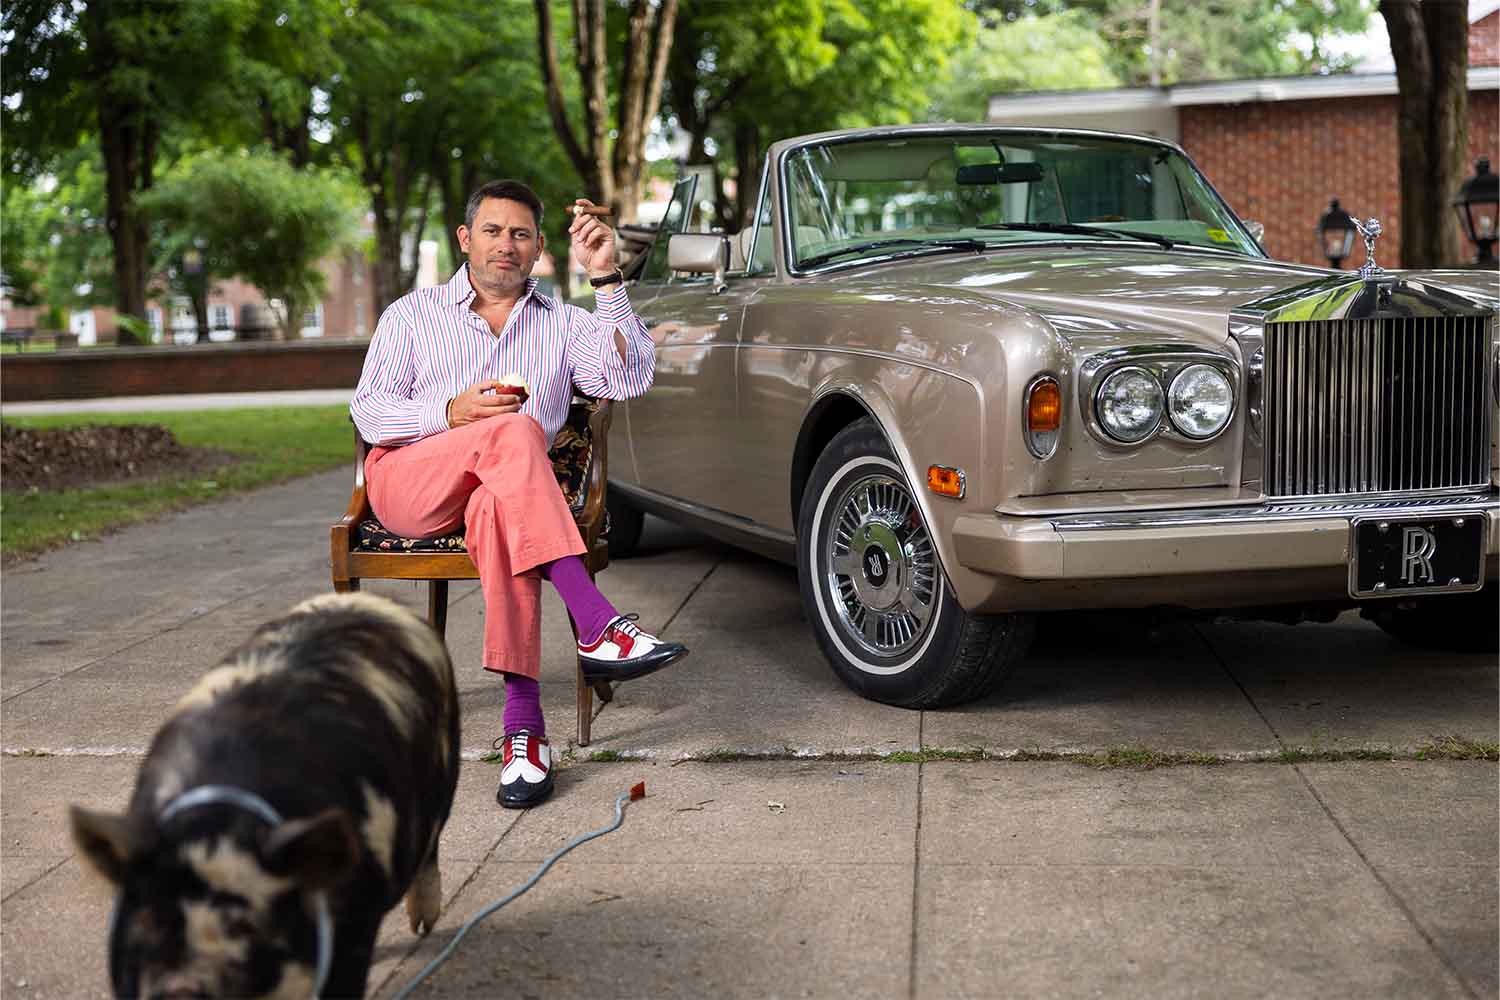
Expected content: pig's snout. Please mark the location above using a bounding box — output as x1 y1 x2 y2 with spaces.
148 977 211 1000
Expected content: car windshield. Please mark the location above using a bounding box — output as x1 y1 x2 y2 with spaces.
782 132 1261 269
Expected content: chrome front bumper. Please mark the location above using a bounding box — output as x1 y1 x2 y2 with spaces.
953 493 1500 582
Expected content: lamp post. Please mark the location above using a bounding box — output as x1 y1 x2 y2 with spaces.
1452 157 1498 267
1316 199 1357 269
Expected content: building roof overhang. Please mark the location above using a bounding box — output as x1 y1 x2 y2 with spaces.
989 66 1500 119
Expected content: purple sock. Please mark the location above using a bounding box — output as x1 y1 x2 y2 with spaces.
539 554 618 644
502 673 545 738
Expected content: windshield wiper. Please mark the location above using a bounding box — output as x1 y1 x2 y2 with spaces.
798 237 988 269
977 222 1176 251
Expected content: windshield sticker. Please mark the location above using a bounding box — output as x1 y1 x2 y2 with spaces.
1206 228 1232 243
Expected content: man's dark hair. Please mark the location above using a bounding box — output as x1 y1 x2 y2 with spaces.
465 180 544 231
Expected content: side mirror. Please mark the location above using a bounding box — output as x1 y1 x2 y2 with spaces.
1244 220 1266 245
668 233 730 291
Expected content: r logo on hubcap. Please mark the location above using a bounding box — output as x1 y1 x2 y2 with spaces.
863 546 889 587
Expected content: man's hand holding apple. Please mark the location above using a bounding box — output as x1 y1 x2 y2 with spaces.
446 380 525 428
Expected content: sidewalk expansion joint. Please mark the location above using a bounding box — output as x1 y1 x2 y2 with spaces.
1 856 71 906
371 807 530 998
657 556 722 635
1190 621 1288 749
562 741 1498 768
1292 764 1481 999
906 712 924 1000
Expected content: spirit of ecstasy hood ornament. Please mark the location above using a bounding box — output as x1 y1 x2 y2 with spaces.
1355 217 1385 280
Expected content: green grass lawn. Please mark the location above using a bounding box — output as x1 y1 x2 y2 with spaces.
2 406 351 559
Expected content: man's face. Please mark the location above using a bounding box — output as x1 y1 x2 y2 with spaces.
458 197 543 297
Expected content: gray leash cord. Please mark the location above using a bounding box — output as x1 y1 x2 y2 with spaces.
391 783 645 999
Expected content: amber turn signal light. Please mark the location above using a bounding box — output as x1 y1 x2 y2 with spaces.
1027 378 1061 431
927 465 965 498
1025 376 1062 459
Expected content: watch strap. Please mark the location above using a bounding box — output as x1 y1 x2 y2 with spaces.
589 269 624 288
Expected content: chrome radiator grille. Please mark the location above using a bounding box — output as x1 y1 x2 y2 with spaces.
1262 316 1493 497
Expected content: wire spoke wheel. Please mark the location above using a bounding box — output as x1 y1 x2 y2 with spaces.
825 473 937 658
798 417 1035 708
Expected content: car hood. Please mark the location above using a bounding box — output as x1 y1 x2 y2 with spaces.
818 246 1344 349
822 242 1500 352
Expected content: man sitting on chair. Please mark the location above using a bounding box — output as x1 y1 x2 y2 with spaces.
350 179 687 809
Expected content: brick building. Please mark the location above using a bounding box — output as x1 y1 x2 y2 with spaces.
986 3 1500 268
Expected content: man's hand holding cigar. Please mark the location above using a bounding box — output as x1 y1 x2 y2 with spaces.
568 198 622 291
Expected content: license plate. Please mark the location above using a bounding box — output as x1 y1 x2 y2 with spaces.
1349 513 1487 598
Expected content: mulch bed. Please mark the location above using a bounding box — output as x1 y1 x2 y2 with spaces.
1 422 238 492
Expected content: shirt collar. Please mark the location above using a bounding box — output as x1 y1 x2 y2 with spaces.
446 265 556 311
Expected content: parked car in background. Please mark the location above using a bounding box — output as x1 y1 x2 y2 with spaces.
606 124 1499 709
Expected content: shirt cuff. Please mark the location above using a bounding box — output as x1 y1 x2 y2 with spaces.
594 284 634 325
420 395 451 437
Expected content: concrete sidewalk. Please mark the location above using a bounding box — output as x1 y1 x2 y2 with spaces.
2 466 1496 998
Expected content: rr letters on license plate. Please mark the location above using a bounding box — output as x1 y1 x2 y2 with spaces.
1349 513 1486 598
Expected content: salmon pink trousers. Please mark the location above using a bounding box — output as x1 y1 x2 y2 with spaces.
364 413 587 679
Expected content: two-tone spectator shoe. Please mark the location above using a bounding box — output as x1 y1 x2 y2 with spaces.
577 614 689 682
496 730 554 809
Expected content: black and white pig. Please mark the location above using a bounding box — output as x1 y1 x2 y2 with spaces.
69 592 461 999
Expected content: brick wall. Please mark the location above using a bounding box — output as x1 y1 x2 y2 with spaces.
1 341 370 403
1181 91 1500 267
1472 12 1498 68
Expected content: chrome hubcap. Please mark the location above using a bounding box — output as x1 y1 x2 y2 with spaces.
825 473 938 657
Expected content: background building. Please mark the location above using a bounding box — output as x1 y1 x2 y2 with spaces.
986 3 1500 267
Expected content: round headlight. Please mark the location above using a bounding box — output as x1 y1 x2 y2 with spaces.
1167 364 1234 439
1096 366 1164 443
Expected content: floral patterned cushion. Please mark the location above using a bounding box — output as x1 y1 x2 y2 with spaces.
354 400 598 554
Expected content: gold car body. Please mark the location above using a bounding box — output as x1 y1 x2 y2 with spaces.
616 125 1500 615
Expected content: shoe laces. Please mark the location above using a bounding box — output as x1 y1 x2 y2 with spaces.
609 613 643 639
492 730 539 755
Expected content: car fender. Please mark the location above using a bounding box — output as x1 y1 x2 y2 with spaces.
798 364 1010 612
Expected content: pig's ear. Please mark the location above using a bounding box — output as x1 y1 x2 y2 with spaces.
261 809 359 891
70 806 137 885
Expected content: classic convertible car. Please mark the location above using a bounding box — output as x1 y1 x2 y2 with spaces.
605 124 1499 708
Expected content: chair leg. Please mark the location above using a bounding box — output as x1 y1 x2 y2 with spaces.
427 580 449 638
333 577 360 594
576 657 592 747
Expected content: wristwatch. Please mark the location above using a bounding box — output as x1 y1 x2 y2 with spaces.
588 269 624 288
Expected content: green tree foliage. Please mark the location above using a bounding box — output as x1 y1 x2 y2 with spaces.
323 0 578 311
230 0 349 166
669 0 968 227
968 0 1373 85
931 10 1121 122
1 0 254 340
137 151 361 340
1 147 114 315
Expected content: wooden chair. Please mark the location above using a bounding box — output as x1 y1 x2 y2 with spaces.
330 399 615 745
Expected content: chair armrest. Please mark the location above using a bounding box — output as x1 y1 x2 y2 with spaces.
576 400 613 550
331 425 373 579
331 483 371 554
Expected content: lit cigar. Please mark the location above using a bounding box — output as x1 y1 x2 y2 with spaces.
566 204 611 217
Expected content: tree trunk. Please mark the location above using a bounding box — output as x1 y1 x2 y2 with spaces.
191 286 209 344
263 87 314 168
734 120 762 228
536 0 677 220
278 293 302 341
371 194 406 317
357 99 422 313
87 5 150 344
1381 0 1469 268
534 0 593 190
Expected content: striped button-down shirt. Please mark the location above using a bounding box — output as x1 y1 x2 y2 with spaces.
350 265 654 447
